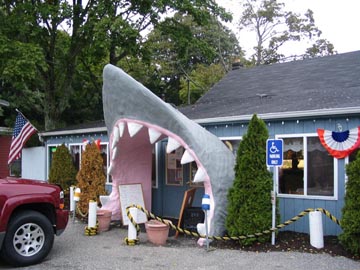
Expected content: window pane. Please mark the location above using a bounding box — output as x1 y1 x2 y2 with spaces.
307 137 334 196
100 144 110 183
279 138 304 194
70 145 80 171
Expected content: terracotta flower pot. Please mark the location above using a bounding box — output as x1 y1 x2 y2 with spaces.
145 219 171 246
97 209 112 232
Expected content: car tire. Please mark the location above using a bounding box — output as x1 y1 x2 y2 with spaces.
0 210 54 267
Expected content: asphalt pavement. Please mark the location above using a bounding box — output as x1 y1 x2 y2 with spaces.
1 219 360 270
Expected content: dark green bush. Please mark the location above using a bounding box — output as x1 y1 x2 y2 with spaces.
339 151 360 255
49 144 77 190
225 114 276 245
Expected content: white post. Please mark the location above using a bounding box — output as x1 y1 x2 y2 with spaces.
70 186 75 212
128 208 138 241
73 188 81 223
309 210 324 249
271 167 277 245
88 200 97 228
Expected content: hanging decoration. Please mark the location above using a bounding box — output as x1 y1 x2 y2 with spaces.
317 127 360 159
82 138 101 151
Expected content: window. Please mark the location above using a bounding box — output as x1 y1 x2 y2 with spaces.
152 143 159 188
220 137 242 156
278 134 336 197
165 146 183 186
48 142 111 184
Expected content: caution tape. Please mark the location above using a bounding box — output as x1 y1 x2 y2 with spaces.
125 204 341 242
84 224 98 236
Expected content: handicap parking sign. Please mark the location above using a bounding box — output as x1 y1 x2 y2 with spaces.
266 139 283 166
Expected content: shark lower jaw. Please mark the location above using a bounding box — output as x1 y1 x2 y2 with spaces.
108 117 213 195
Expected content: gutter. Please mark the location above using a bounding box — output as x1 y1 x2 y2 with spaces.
193 107 360 124
39 126 107 137
39 107 360 136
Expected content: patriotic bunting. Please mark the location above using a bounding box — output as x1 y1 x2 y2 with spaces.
317 127 360 159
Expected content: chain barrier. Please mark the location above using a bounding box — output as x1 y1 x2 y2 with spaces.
125 204 341 244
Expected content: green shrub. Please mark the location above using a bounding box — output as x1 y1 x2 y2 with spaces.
49 144 77 190
225 114 276 245
339 151 360 255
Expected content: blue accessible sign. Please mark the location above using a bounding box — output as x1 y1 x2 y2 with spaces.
266 139 283 166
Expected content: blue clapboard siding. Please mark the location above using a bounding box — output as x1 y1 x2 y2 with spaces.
201 115 359 236
42 114 359 236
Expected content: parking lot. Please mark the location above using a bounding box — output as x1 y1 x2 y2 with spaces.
1 219 360 270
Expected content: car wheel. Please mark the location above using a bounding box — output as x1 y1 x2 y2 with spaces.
0 210 54 267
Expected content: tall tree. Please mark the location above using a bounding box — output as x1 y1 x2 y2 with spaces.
238 0 335 65
339 151 360 255
225 114 275 245
0 0 231 130
144 13 243 105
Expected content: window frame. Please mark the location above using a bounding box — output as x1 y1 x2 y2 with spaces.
276 133 338 200
47 142 111 185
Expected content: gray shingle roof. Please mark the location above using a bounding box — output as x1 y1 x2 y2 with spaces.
180 51 360 121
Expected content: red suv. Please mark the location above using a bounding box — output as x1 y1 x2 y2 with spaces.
0 177 69 266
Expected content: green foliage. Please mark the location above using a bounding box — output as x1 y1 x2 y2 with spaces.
0 0 234 129
179 64 225 104
339 151 360 255
238 0 335 65
226 114 274 245
145 13 243 105
49 144 77 190
76 143 107 215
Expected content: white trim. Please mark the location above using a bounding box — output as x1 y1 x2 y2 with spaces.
152 142 160 189
219 136 242 140
193 107 360 124
40 126 107 137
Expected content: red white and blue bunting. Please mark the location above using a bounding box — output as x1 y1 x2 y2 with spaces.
317 127 360 159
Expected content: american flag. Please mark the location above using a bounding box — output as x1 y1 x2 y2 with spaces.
8 112 37 165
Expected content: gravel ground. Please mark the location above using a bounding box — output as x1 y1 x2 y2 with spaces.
1 220 360 270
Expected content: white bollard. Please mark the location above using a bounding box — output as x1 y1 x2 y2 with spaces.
70 186 75 212
309 210 324 249
88 200 97 228
128 208 138 241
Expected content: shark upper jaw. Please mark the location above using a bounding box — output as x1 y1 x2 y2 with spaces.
102 64 235 243
107 118 209 184
108 118 211 186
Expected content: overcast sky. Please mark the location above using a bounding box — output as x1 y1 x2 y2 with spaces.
216 0 360 58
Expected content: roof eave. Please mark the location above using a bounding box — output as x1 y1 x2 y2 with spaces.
39 126 107 137
193 107 360 124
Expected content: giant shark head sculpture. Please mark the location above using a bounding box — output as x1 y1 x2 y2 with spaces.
102 64 235 244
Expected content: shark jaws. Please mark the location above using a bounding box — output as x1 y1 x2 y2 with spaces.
101 64 235 244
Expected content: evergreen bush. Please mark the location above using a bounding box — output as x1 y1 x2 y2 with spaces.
225 114 276 245
76 142 107 215
339 151 360 255
49 144 77 191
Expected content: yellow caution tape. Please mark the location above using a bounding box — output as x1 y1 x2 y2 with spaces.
125 204 341 242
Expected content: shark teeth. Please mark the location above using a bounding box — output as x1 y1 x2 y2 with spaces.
193 167 206 183
166 137 181 153
118 122 125 137
148 128 162 144
181 149 195 164
111 125 120 149
108 120 206 185
128 122 143 137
